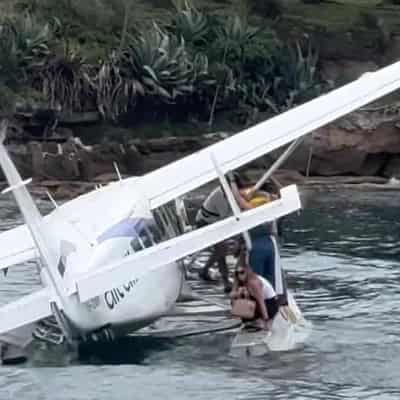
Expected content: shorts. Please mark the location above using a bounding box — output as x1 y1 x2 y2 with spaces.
265 297 279 320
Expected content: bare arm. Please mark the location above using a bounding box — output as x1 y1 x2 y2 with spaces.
230 281 240 301
247 278 269 320
230 182 254 210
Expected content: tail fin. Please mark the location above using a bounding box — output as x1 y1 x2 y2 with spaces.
0 120 64 300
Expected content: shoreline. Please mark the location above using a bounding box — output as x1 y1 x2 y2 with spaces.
1 174 399 202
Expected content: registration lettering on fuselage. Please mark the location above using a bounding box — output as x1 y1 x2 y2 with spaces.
104 278 139 310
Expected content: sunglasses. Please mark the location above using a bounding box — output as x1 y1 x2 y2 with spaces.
236 270 246 276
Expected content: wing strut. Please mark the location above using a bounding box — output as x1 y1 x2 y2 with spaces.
0 121 65 305
210 152 252 249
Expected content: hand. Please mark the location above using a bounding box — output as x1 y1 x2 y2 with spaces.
242 187 256 201
265 319 273 331
257 319 273 331
238 287 249 298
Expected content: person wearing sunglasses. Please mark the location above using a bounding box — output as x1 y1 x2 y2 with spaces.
230 248 279 330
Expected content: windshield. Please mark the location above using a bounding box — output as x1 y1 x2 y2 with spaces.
130 219 162 252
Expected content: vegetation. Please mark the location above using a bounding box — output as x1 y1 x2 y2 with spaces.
3 0 386 128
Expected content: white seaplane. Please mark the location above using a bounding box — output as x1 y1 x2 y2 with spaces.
0 60 400 364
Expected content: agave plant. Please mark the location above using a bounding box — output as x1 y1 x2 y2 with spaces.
128 24 195 99
92 23 203 120
0 14 55 70
214 15 260 60
91 51 146 121
32 45 93 112
256 39 324 114
0 13 55 89
169 0 210 47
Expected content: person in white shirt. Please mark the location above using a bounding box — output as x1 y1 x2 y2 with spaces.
230 248 279 330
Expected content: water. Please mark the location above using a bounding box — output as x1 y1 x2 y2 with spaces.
0 189 400 399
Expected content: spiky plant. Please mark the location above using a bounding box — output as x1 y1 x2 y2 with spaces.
214 15 260 60
0 13 55 88
127 23 195 99
93 23 204 120
1 13 55 70
91 50 145 121
32 44 93 112
255 39 324 114
169 0 210 47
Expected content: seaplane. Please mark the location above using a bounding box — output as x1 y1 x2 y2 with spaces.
0 60 400 364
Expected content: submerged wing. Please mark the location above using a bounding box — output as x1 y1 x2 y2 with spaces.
75 185 301 302
142 61 400 209
0 225 36 271
0 288 52 336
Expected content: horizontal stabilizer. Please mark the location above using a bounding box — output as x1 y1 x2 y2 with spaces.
76 184 301 302
0 225 36 271
1 178 32 195
142 61 400 209
0 288 53 336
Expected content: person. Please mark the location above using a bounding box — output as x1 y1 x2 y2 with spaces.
231 178 288 306
230 248 279 330
195 172 249 293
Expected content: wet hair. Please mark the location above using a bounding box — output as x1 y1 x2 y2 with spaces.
260 179 280 195
229 172 248 189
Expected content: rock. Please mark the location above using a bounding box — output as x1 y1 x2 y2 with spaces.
278 112 400 176
321 60 378 86
304 176 388 185
42 153 78 180
93 173 128 183
124 143 144 175
139 152 186 173
244 168 305 185
274 169 306 185
58 111 100 125
382 156 400 178
356 154 388 176
382 34 400 65
29 142 45 178
6 144 32 179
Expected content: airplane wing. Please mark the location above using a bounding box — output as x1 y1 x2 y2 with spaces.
141 61 400 209
0 287 52 336
0 177 141 273
0 225 37 271
75 185 300 302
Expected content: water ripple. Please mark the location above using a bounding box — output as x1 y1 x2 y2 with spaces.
0 190 399 399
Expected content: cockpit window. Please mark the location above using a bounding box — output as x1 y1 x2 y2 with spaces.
130 236 142 252
130 220 162 252
139 228 152 248
146 223 162 244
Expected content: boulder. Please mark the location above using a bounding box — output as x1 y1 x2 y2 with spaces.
321 60 378 86
276 110 400 176
382 156 400 178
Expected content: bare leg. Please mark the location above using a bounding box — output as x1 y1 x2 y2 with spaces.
200 241 232 291
200 246 219 280
214 242 232 292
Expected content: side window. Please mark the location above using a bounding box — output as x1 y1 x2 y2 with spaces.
147 223 162 244
138 228 152 248
130 235 143 252
129 219 160 253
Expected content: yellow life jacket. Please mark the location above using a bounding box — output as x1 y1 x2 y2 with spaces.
250 195 271 207
242 188 272 208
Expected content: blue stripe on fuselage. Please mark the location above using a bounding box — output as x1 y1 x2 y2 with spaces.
97 218 150 243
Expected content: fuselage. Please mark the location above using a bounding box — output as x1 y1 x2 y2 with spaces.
38 178 184 340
